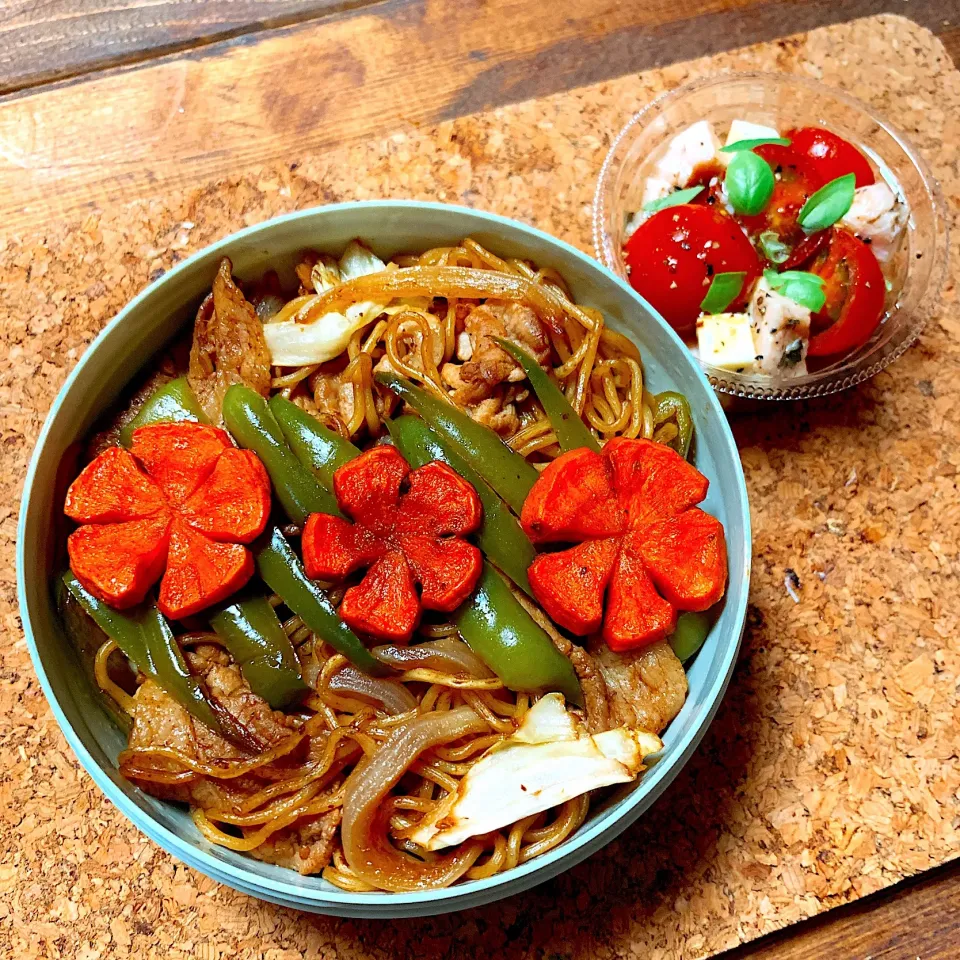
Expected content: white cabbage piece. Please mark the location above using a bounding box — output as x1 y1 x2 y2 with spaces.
263 240 387 366
407 693 663 851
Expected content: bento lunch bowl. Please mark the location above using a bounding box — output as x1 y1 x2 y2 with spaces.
18 201 750 917
594 73 949 400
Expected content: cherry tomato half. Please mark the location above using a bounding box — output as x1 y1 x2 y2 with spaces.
742 143 824 266
785 127 876 188
624 204 761 335
807 227 885 357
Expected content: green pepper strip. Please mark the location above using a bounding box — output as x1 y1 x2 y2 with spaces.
119 376 209 445
493 338 600 454
269 395 361 490
375 372 538 515
255 527 387 677
653 391 694 460
453 563 582 706
63 571 220 732
210 596 310 710
670 611 711 664
386 415 537 598
222 385 341 523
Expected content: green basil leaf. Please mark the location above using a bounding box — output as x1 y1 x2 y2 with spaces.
724 151 774 216
797 173 856 232
700 271 747 315
763 268 826 312
719 136 792 153
642 185 704 213
758 230 791 264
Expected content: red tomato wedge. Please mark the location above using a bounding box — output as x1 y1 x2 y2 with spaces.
624 204 761 335
785 126 875 188
807 227 886 356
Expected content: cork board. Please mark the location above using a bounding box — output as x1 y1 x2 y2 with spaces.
2 13 959 960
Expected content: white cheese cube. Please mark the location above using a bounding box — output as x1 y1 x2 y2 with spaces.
840 182 908 264
652 120 720 192
719 119 781 167
696 312 758 373
748 277 810 377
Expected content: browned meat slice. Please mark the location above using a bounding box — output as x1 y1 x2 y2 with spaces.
187 645 298 750
453 303 551 404
586 639 687 734
188 257 272 422
250 807 342 875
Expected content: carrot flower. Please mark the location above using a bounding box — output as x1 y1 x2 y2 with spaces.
301 445 483 643
64 423 271 619
521 438 727 651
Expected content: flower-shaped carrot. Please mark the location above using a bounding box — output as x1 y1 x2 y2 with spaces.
521 438 727 651
301 445 482 642
64 422 271 619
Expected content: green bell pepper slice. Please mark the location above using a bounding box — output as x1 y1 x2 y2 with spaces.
254 527 386 677
375 372 538 515
453 563 582 706
222 385 340 523
386 415 536 598
670 611 710 664
493 338 600 454
210 595 310 710
63 571 220 732
269 395 360 490
653 391 694 460
119 376 208 445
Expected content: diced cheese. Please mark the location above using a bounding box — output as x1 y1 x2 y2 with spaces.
719 119 781 167
651 121 720 194
840 182 908 264
696 312 758 373
747 277 811 377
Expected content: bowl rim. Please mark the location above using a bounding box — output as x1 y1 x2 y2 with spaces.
17 199 751 914
593 71 951 400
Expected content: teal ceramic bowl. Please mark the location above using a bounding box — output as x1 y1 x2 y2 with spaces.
18 201 751 917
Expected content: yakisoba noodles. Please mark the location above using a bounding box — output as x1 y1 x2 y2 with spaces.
57 235 726 892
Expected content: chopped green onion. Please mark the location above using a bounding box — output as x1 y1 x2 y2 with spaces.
700 271 747 315
798 173 856 232
719 136 792 153
642 185 704 213
763 268 827 312
758 230 791 264
724 151 774 216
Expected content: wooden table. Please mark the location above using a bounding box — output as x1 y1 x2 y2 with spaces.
3 2 959 958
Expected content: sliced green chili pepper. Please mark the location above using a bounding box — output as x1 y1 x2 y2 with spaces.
210 595 310 709
453 563 582 706
63 571 220 732
254 527 386 676
493 338 600 454
269 395 360 490
222 385 340 523
386 415 536 597
119 376 208 445
375 372 538 515
653 391 694 460
139 605 222 732
670 611 711 664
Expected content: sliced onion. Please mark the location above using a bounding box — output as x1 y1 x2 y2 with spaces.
373 636 494 680
327 665 417 716
341 706 489 891
302 266 566 333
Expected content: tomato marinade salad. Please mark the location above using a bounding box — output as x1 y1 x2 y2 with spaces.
623 119 909 378
56 240 728 892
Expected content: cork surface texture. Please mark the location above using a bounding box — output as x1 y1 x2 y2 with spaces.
1 13 959 960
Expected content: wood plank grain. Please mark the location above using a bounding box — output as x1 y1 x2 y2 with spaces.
724 859 960 960
0 0 956 232
0 0 386 94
